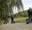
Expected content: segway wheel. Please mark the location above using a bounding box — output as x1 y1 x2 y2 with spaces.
13 21 15 23
26 22 29 24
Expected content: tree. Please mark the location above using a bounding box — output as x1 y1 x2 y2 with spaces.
16 0 23 9
0 0 23 24
0 0 16 24
0 0 8 17
0 0 23 17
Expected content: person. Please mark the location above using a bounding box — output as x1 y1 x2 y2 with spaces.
28 9 30 18
28 8 32 22
11 15 15 24
28 8 32 18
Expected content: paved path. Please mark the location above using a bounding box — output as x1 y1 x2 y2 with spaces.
0 23 32 30
16 23 32 30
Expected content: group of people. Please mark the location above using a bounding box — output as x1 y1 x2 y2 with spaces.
11 8 32 24
2 8 32 24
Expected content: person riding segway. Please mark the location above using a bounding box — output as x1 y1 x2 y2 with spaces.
26 8 32 24
11 15 15 24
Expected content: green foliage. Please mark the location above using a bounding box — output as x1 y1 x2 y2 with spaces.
16 10 28 17
0 0 16 24
0 0 23 24
11 0 16 5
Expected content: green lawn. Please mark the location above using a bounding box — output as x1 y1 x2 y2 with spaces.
16 17 28 23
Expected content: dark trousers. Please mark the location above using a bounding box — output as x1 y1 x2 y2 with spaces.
11 17 14 23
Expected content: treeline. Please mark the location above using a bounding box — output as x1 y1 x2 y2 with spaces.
16 10 28 17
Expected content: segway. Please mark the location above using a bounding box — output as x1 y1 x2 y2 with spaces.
26 8 32 24
26 16 32 24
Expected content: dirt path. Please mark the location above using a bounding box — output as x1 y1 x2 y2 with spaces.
0 23 32 30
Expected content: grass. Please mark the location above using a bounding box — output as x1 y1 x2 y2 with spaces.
16 17 28 23
0 17 28 25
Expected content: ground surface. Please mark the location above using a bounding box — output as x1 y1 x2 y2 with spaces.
0 17 32 30
0 23 32 30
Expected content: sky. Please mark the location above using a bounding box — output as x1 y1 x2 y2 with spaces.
22 0 32 10
12 6 18 14
12 0 32 14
